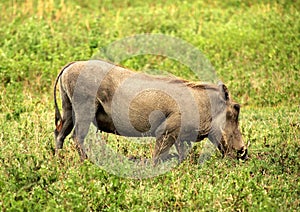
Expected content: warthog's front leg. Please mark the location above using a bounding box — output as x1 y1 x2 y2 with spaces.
175 140 192 163
153 134 177 165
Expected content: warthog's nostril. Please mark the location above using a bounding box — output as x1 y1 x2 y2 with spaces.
237 148 248 160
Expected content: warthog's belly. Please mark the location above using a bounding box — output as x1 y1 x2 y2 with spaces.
96 90 179 137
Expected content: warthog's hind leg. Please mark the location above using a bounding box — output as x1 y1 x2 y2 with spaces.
73 120 90 161
54 108 73 154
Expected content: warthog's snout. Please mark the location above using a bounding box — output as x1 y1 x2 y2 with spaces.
237 146 248 160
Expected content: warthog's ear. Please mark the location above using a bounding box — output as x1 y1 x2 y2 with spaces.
233 103 240 113
218 82 229 101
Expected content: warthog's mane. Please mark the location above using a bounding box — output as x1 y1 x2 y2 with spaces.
90 59 220 92
185 82 219 91
164 77 219 92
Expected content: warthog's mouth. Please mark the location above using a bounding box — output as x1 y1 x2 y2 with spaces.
237 148 248 160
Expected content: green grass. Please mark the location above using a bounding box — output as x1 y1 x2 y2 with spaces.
0 0 299 211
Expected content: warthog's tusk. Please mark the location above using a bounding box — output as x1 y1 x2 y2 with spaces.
240 149 246 157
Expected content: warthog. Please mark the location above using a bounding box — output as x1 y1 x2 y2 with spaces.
54 60 248 163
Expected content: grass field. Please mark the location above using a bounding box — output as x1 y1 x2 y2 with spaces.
0 0 299 211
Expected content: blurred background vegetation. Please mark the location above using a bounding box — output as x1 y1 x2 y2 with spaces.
0 0 299 107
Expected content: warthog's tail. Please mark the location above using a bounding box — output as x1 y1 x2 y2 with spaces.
54 62 76 132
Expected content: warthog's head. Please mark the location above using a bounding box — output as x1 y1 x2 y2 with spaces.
208 83 248 160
